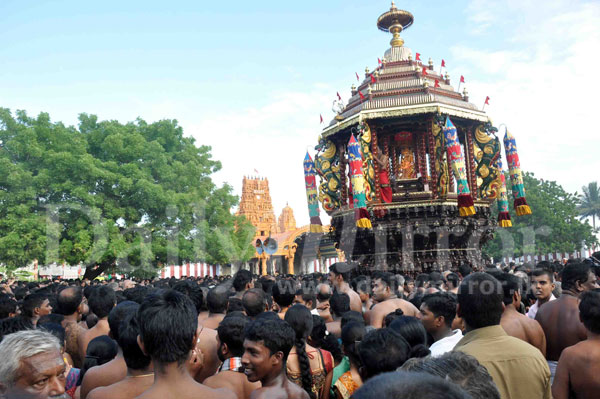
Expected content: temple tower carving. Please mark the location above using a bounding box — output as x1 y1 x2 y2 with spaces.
278 203 297 233
237 177 279 237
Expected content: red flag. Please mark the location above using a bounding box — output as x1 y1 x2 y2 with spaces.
378 58 382 65
320 114 323 124
370 74 376 84
460 75 465 83
416 53 421 61
359 91 365 101
441 59 446 67
421 67 428 75
434 79 440 88
355 72 360 81
337 92 342 101
485 96 490 105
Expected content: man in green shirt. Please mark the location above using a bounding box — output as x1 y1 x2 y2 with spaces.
454 272 551 399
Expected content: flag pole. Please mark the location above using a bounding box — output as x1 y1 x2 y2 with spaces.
482 96 490 111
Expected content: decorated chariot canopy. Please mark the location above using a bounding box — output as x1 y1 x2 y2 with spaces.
305 2 531 273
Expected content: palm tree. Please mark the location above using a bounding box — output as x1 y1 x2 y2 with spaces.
578 182 600 230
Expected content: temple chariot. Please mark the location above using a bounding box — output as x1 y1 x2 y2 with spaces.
308 2 530 274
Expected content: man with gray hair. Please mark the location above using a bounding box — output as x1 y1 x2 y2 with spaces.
0 329 67 398
401 351 500 399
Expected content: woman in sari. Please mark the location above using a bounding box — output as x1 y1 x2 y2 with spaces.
333 321 366 399
285 305 334 399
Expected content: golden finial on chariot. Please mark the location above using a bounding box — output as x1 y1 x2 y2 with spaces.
376 1 414 47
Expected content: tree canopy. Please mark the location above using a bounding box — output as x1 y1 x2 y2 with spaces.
483 172 597 261
0 109 254 279
577 181 600 231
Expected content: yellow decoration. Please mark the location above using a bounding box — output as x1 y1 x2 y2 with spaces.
499 219 513 228
515 205 532 216
479 164 489 178
358 124 375 202
310 224 324 233
356 218 373 229
459 206 476 217
315 139 342 213
432 121 449 196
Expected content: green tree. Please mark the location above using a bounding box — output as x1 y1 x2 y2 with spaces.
577 181 600 231
0 108 254 279
483 172 597 261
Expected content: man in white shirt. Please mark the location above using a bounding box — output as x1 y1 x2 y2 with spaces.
527 269 556 319
419 292 463 356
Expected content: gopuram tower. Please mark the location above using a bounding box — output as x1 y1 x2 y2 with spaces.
237 177 278 238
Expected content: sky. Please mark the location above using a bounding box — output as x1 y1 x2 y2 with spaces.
2 0 599 227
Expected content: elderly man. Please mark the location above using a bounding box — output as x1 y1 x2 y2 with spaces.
0 329 67 398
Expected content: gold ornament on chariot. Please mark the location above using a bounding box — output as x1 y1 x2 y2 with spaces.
479 164 489 178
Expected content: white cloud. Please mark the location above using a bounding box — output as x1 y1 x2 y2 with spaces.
182 86 336 227
453 0 600 195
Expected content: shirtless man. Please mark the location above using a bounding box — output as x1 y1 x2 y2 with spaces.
228 270 254 314
367 271 419 328
328 263 362 312
79 286 116 358
232 270 254 300
536 263 598 379
552 289 600 399
326 291 350 338
351 276 373 314
241 318 309 399
192 326 221 382
22 293 52 327
272 280 296 320
316 283 334 323
80 301 138 399
242 288 268 319
201 286 229 330
204 315 261 399
58 286 87 368
87 312 154 399
135 289 235 399
497 273 546 356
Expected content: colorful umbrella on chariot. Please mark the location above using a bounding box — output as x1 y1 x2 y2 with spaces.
347 134 372 229
443 117 476 216
303 152 323 233
496 158 512 227
503 130 532 216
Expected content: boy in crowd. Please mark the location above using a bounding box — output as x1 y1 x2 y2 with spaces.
241 318 309 399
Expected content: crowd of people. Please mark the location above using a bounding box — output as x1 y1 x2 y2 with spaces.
0 256 599 399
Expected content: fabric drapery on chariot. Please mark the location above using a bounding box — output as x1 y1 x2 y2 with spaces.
503 130 532 216
304 152 324 233
443 117 475 216
347 134 372 228
496 159 512 227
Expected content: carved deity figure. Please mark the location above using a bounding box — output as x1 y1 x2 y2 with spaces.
399 147 417 179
